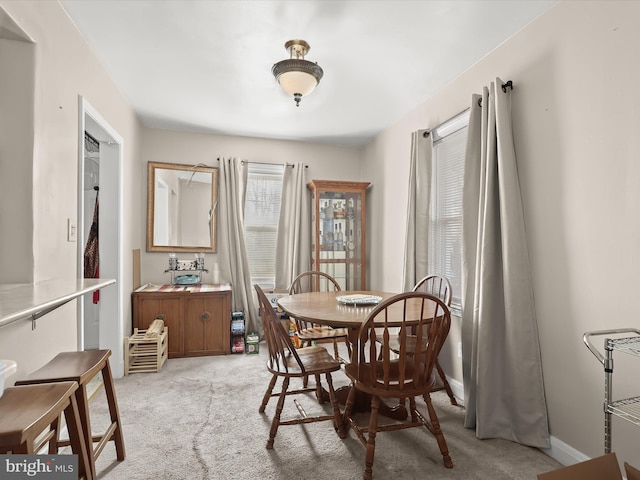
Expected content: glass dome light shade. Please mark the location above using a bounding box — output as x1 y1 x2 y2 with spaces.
272 58 324 98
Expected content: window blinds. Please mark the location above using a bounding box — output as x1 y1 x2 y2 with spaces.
244 163 284 288
429 110 469 314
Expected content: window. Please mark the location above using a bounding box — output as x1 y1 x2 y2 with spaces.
428 110 469 315
243 163 284 289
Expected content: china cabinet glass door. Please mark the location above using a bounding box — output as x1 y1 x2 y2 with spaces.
308 180 370 290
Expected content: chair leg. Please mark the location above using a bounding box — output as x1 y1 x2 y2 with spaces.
408 397 418 423
267 377 289 450
102 361 126 462
314 374 324 403
75 384 96 478
64 393 93 480
12 441 33 453
343 384 356 426
332 339 340 362
301 340 310 388
423 393 453 468
324 372 346 439
435 360 457 405
364 396 380 480
260 374 278 413
49 414 61 454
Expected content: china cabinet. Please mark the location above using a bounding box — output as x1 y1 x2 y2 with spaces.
308 180 370 290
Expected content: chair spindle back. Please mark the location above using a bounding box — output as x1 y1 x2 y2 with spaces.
288 271 341 294
413 274 452 307
353 291 451 394
255 284 304 374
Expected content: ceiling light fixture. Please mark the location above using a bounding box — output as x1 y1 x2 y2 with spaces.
272 39 324 107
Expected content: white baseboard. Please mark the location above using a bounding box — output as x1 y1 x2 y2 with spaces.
540 435 590 466
446 375 465 406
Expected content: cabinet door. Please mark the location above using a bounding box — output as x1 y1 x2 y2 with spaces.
133 294 184 358
184 292 230 356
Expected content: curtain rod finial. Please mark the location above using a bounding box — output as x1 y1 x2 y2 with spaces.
502 80 513 93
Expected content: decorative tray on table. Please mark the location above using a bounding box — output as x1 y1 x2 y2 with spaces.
336 294 382 306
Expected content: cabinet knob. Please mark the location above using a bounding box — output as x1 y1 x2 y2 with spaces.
201 312 210 321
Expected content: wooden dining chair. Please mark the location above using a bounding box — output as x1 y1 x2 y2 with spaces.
288 271 351 362
344 291 454 480
411 274 457 405
254 285 346 449
378 274 457 404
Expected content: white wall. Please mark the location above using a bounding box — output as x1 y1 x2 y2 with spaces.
364 0 640 464
0 1 143 379
139 128 364 286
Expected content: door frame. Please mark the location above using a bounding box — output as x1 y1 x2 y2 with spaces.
77 96 125 378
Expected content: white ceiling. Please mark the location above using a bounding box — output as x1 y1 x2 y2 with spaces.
60 0 556 147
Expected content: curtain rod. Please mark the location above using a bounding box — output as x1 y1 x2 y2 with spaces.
216 158 307 168
423 79 515 135
423 107 471 139
477 79 513 108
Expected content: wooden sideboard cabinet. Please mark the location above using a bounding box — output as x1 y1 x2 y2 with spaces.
132 284 231 358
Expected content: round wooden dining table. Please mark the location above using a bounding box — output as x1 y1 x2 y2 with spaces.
277 290 396 329
277 289 435 328
277 290 430 419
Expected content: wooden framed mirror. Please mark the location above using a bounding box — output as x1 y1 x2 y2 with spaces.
146 161 218 252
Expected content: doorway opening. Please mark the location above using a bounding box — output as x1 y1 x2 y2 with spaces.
77 97 125 378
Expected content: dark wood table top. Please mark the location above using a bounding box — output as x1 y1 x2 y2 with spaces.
277 290 434 329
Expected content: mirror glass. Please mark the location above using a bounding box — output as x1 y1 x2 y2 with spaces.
147 162 218 252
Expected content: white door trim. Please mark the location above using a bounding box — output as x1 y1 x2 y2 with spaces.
77 96 125 378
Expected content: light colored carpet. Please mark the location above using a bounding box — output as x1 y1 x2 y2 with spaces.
89 345 561 479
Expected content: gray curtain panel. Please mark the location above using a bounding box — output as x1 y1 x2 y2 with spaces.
275 163 310 290
461 79 550 448
217 157 260 334
402 129 432 292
